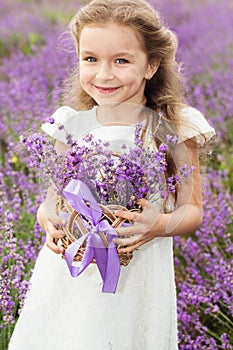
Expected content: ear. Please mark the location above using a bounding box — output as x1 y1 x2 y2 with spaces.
145 60 160 80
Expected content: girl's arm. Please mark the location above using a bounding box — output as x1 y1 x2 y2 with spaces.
37 140 68 254
114 138 203 253
162 138 203 235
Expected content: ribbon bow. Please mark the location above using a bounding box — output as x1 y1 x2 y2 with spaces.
62 179 120 293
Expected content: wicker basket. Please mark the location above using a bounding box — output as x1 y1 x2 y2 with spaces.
56 196 140 266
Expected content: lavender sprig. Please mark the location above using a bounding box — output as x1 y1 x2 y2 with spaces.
21 119 194 210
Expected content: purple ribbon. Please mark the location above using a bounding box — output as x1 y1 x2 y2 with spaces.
62 179 120 293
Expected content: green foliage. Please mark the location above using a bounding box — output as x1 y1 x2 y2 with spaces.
0 32 45 59
43 9 74 25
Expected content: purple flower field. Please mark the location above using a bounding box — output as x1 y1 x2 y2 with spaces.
0 0 232 348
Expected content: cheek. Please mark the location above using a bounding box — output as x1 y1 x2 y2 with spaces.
79 64 94 84
117 67 147 85
116 71 137 85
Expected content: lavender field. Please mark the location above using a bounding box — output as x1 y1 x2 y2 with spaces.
0 0 233 349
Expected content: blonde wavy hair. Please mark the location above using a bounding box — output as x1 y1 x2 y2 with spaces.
63 0 186 124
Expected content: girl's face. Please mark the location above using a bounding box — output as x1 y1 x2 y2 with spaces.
79 22 158 106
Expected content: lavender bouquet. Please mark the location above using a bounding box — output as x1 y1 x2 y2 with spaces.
20 108 194 292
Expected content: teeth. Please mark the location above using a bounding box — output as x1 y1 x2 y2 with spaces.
96 86 118 89
95 86 119 94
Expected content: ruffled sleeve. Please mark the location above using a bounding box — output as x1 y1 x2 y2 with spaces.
178 107 215 145
41 106 77 144
41 106 99 145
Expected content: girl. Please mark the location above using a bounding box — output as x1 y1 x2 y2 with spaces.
9 0 215 349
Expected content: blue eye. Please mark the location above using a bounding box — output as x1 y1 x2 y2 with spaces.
115 58 129 64
86 57 97 62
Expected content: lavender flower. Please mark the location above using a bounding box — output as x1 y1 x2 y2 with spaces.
1 0 233 348
21 123 193 211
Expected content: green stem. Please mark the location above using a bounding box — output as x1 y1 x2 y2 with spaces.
200 304 233 331
218 309 233 328
205 327 222 344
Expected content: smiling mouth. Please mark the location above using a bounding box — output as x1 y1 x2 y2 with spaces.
94 86 121 94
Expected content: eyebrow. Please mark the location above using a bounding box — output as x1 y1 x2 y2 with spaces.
80 49 135 59
113 52 135 59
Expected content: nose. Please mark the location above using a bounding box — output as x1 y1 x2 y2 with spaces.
96 62 114 81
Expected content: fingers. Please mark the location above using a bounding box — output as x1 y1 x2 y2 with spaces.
113 199 162 252
114 199 149 221
118 241 142 253
114 209 139 221
114 199 157 222
46 237 64 254
45 220 65 254
115 224 143 237
114 233 143 246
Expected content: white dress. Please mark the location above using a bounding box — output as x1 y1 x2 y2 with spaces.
8 106 215 350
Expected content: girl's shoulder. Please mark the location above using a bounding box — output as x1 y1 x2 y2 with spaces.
178 106 216 145
41 106 98 144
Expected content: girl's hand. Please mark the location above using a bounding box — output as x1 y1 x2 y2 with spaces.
37 202 66 255
113 199 162 253
37 140 69 254
113 139 204 253
44 217 66 255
